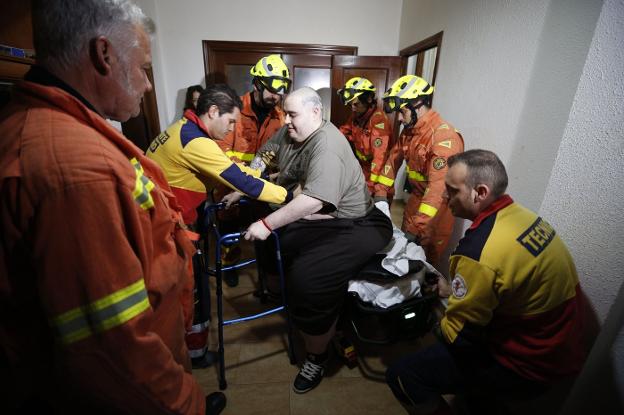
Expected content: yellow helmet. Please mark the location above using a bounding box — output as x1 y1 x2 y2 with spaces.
382 75 434 113
250 54 292 95
337 77 376 105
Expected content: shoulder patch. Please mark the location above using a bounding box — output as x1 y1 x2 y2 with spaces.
432 157 447 170
437 140 452 149
374 122 385 129
437 123 449 130
373 138 383 147
451 274 467 299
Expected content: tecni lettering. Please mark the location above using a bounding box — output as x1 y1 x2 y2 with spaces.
516 217 556 257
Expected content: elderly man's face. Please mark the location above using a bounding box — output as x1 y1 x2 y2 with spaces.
111 25 153 122
283 96 318 143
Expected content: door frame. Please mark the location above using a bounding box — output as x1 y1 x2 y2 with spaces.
202 40 357 84
400 31 443 87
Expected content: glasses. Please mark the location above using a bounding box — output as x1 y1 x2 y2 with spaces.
259 76 292 95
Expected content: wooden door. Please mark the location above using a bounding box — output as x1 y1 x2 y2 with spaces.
282 54 333 119
330 55 405 142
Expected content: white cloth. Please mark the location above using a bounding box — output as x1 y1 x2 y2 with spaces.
347 201 443 308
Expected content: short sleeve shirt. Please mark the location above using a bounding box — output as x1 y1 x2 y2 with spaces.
263 121 372 219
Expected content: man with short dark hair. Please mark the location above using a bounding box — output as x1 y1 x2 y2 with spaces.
245 87 393 394
146 83 293 367
0 0 224 413
386 149 587 414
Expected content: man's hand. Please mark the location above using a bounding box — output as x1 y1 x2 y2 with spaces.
432 275 452 298
244 220 271 241
221 191 243 209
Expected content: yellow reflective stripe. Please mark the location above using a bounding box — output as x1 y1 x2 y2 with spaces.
376 175 394 187
418 203 438 217
51 279 151 345
405 166 427 181
355 149 371 162
130 158 155 210
225 150 254 162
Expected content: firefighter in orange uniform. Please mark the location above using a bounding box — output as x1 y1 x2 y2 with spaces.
218 54 291 163
337 77 394 201
381 75 464 266
215 55 292 287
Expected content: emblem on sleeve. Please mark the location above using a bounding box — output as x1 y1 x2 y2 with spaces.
374 138 383 147
374 122 385 129
433 157 447 170
451 274 467 299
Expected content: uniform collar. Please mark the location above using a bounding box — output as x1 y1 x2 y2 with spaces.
183 109 210 136
25 65 99 115
354 105 376 127
469 194 514 230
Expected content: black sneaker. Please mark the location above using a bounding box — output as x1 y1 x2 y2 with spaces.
293 358 325 394
223 268 239 287
205 391 226 415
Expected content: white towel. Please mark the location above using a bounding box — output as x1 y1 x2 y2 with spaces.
347 201 443 308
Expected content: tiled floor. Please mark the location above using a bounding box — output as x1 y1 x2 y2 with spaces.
192 200 438 414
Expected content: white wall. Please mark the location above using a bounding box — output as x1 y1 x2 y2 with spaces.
542 0 624 409
136 0 403 129
400 0 624 406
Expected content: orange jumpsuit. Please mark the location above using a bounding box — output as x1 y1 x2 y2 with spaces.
383 110 464 264
339 106 394 200
0 77 204 413
218 91 285 163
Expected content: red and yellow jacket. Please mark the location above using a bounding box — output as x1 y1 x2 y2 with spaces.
146 109 292 224
382 110 463 235
339 106 394 199
217 92 285 163
0 80 204 413
441 196 586 382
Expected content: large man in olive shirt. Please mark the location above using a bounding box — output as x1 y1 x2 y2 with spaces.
244 87 393 394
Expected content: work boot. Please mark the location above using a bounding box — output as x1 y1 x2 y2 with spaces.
205 391 226 415
292 357 325 394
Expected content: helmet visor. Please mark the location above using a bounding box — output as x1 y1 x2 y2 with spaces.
337 88 362 105
260 76 292 95
383 96 405 113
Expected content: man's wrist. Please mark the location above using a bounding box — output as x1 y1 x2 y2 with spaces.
260 218 272 232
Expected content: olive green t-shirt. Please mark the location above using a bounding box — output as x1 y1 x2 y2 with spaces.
259 121 372 219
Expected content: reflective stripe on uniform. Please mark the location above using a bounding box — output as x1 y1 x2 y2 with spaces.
406 166 427 182
371 173 394 187
418 203 438 217
355 149 371 162
51 278 150 345
225 150 255 162
130 158 155 210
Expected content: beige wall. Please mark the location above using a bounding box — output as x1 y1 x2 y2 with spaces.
136 0 403 128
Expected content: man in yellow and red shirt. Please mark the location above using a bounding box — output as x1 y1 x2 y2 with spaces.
381 75 464 267
337 77 394 201
386 150 586 414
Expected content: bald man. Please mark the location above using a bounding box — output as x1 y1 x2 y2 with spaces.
244 87 393 393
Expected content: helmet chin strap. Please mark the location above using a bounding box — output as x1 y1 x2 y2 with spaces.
405 100 426 128
254 80 277 109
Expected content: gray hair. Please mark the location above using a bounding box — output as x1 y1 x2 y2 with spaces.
291 87 323 111
32 0 153 72
448 149 509 198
